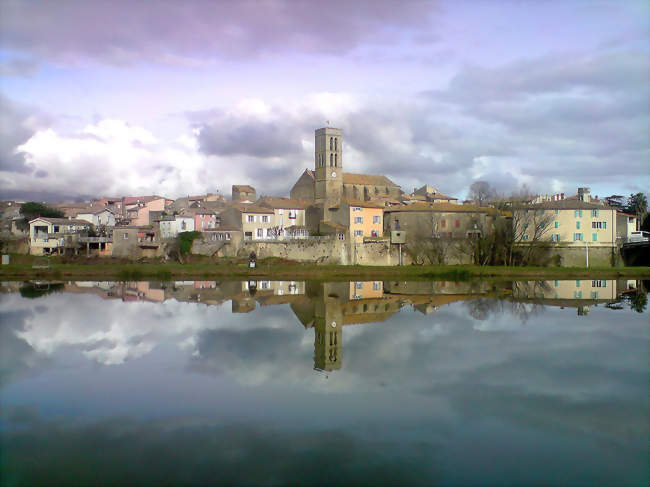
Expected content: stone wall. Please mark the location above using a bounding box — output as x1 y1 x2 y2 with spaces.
235 238 404 266
548 245 618 267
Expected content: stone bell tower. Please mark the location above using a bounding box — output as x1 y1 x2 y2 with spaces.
314 127 343 204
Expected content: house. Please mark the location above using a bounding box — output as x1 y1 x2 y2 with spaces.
324 198 384 242
257 197 310 238
156 214 195 239
232 185 256 203
220 204 275 240
111 225 162 258
616 212 637 241
511 189 617 266
29 217 92 255
122 196 169 226
179 208 219 232
383 202 496 239
411 185 459 204
76 207 117 227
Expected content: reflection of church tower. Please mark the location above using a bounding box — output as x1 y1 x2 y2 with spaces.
313 293 343 371
314 127 343 204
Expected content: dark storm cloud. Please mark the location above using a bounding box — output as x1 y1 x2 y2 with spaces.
0 94 46 173
0 188 93 203
196 114 305 158
0 57 39 76
0 0 437 63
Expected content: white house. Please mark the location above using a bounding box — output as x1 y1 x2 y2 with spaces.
158 215 195 239
29 217 92 255
76 208 117 227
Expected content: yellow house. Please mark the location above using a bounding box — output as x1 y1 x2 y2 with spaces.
325 198 384 242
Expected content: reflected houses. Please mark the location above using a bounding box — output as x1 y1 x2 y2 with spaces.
512 279 620 315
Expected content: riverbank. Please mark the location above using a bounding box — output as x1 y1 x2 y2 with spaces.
1 256 648 281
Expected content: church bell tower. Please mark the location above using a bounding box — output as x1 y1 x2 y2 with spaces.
314 127 343 203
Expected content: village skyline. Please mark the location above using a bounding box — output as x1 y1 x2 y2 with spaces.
1 1 648 203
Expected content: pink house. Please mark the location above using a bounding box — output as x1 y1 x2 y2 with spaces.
123 196 169 226
181 208 220 231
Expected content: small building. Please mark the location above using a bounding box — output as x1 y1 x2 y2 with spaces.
325 198 384 242
180 208 219 232
220 204 275 240
112 226 162 258
616 212 637 242
76 207 117 227
257 196 310 239
29 217 92 255
157 215 195 239
232 185 256 203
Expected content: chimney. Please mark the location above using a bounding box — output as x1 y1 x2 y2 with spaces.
560 193 565 200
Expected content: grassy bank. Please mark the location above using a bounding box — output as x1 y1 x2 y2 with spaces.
1 255 648 281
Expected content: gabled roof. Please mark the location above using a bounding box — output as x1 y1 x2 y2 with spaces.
230 204 274 214
519 200 611 210
29 217 91 225
258 197 310 209
233 185 255 192
123 195 165 205
343 173 399 187
384 202 497 214
341 198 385 209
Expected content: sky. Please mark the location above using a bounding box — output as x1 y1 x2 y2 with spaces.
0 0 648 202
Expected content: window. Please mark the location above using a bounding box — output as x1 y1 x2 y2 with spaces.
522 234 529 241
257 228 263 238
592 280 607 287
555 221 559 228
373 215 380 224
247 215 255 223
574 290 583 298
554 280 559 287
123 233 128 239
278 209 283 215
455 219 460 227
330 153 333 166
576 221 580 229
262 215 269 223
289 210 296 219
592 233 598 242
576 280 581 287
591 209 599 217
591 291 599 299
554 209 559 214
181 221 186 230
373 281 381 291
355 282 364 289
330 137 333 150
334 138 337 151
354 230 363 237
441 219 446 228
354 217 363 224
338 233 345 240
335 154 337 166
353 207 362 211
573 233 583 241
551 234 561 242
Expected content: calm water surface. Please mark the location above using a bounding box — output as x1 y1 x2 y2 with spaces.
1 279 648 486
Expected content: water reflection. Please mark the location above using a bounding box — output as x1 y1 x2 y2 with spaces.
0 278 648 485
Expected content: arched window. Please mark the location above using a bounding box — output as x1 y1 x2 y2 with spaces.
330 137 333 150
330 153 333 166
334 138 337 151
334 154 337 167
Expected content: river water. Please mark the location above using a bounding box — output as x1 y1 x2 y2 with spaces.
1 279 648 486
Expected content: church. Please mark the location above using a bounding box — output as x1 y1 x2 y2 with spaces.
290 127 402 204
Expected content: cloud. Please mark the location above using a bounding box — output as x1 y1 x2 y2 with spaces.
0 0 438 64
0 94 49 174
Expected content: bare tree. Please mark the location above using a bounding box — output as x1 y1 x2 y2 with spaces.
469 181 496 207
406 212 454 264
511 206 554 265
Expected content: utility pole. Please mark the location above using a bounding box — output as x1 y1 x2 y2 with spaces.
585 240 589 267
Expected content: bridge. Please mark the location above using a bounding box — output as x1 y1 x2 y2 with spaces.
620 241 650 266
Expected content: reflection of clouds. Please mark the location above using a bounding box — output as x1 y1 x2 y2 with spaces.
0 410 437 486
2 288 649 452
